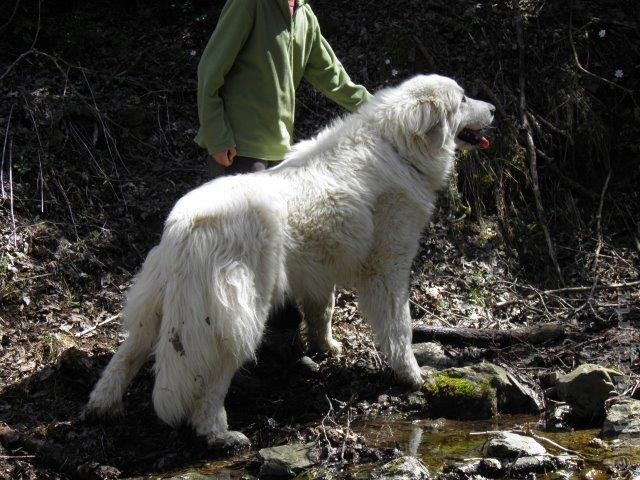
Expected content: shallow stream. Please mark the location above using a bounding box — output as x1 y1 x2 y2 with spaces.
181 415 640 479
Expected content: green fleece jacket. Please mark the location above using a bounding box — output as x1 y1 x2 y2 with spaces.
195 0 373 161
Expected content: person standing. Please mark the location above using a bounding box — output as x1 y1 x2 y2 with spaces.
195 0 373 175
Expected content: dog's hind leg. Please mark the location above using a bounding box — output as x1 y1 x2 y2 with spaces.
85 246 164 418
358 271 422 390
301 289 342 354
153 211 279 449
189 358 250 450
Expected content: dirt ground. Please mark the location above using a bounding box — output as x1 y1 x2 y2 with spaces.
1 0 639 478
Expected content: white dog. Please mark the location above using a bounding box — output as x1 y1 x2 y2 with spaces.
85 74 494 449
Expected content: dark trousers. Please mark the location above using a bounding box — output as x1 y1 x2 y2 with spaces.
208 156 271 178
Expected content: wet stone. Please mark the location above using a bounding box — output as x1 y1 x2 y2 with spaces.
293 467 336 480
555 364 623 420
257 443 316 478
601 397 640 438
420 363 543 420
482 432 547 458
412 342 456 368
545 403 575 431
370 455 432 479
478 457 503 476
168 473 218 480
405 391 428 408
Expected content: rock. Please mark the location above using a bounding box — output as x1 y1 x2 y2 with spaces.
478 457 503 476
370 456 431 479
545 403 575 431
601 397 640 438
422 370 496 419
587 437 610 449
439 459 481 478
293 467 336 480
257 443 316 478
509 455 559 475
482 432 547 458
539 371 561 389
555 364 622 420
420 362 542 419
412 343 456 368
406 391 428 408
168 472 219 480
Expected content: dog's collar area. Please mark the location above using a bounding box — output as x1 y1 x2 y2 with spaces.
382 137 430 179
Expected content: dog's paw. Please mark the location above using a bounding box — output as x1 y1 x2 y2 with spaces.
206 430 251 453
81 400 124 423
395 369 424 391
310 338 343 355
325 338 343 355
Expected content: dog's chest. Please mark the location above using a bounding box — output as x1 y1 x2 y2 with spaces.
285 189 373 268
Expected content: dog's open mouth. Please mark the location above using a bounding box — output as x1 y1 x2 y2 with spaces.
458 128 490 150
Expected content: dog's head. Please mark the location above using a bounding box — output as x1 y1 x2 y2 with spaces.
371 74 495 155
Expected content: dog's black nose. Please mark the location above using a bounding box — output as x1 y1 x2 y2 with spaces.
489 104 496 115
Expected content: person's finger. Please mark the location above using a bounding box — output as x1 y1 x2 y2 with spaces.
228 147 237 162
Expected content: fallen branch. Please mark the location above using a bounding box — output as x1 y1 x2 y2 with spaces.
412 322 572 348
542 280 640 295
0 424 120 480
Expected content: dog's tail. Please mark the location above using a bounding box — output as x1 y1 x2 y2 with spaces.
151 209 282 427
122 245 165 337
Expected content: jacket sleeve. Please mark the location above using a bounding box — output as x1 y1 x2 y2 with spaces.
195 0 255 155
303 14 373 112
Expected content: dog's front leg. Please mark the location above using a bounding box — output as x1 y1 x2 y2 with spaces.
358 274 422 390
302 290 342 354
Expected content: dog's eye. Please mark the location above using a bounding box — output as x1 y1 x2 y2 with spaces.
461 96 467 103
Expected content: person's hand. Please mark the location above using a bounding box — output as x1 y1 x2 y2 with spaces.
212 147 237 167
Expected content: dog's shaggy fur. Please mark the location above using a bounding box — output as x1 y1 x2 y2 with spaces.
86 75 494 448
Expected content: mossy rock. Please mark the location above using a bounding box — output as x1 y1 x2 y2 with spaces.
422 372 496 420
420 363 543 419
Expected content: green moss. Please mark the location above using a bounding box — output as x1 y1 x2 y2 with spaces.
424 375 481 398
422 373 497 420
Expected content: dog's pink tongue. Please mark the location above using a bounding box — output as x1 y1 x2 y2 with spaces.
469 129 490 150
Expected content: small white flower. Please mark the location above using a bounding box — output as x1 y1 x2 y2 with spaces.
384 59 391 65
598 29 606 38
190 50 197 56
615 69 624 78
391 69 399 76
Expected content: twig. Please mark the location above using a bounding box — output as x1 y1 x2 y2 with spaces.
9 137 16 247
0 104 14 198
589 169 612 296
525 430 583 457
0 0 41 82
409 299 454 327
0 0 21 33
515 6 564 285
0 104 15 198
412 35 436 71
568 0 632 94
1 104 13 199
543 280 640 295
469 429 583 457
534 148 597 200
75 313 120 338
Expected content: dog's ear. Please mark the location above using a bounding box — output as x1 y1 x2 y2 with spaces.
417 88 461 148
